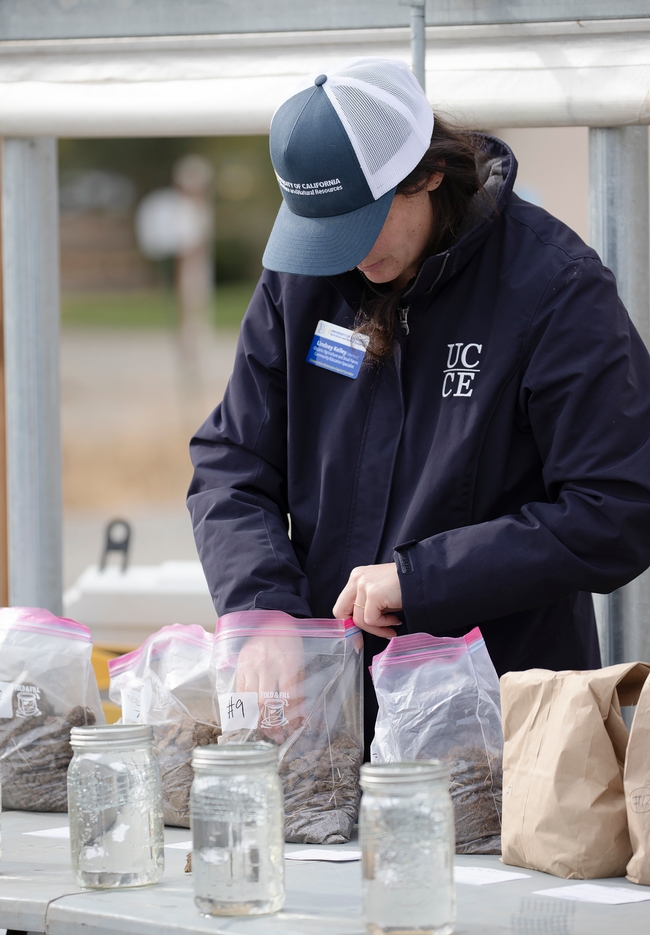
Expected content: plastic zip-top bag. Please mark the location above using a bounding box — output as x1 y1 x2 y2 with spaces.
212 610 364 844
109 624 220 827
0 607 104 811
371 627 503 854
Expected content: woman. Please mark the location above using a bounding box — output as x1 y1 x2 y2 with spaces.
188 59 650 753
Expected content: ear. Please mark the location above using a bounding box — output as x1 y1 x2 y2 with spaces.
426 171 444 192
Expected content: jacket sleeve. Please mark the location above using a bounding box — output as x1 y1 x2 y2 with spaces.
187 273 312 617
397 256 650 632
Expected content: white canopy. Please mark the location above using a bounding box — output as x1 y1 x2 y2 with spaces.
0 17 649 137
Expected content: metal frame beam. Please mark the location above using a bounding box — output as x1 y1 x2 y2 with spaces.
1 0 649 40
2 19 650 136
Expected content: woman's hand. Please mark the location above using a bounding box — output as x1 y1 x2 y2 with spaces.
333 563 402 639
236 631 305 740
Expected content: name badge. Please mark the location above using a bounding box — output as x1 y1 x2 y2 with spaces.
306 320 369 379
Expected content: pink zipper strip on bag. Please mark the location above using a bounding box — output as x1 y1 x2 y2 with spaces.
216 609 359 640
371 626 484 671
0 606 92 642
109 644 145 677
108 623 212 677
147 623 212 647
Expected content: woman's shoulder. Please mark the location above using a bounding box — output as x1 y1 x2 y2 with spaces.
502 192 598 268
258 268 343 309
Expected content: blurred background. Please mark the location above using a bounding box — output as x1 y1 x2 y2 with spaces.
60 134 281 585
60 126 590 587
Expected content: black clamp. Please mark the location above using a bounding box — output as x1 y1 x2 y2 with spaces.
100 519 132 572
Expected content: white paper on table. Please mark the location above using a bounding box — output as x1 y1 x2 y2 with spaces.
285 849 362 862
165 841 194 849
534 884 650 905
454 866 531 886
24 827 70 839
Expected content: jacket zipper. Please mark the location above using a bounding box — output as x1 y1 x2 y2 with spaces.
398 306 410 335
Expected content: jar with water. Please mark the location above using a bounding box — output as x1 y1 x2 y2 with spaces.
360 761 456 935
68 724 164 888
191 742 284 916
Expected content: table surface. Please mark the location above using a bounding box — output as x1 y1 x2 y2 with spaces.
1 810 649 934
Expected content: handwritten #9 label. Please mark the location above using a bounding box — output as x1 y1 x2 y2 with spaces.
218 692 259 731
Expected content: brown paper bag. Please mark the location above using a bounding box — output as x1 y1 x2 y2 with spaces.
501 663 650 879
625 674 650 884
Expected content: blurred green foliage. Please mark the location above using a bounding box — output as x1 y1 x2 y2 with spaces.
61 282 257 330
58 135 281 282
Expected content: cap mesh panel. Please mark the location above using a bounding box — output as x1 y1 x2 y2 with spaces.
336 61 420 118
329 85 412 176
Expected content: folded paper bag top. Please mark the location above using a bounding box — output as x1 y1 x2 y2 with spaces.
500 662 650 880
625 671 650 885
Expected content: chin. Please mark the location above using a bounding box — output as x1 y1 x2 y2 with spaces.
358 267 395 284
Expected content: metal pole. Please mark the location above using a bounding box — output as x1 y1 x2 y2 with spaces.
0 143 9 607
411 1 426 92
400 0 426 92
1 138 63 614
589 126 650 665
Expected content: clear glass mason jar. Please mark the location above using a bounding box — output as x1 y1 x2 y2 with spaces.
360 761 456 935
68 724 164 888
190 742 285 916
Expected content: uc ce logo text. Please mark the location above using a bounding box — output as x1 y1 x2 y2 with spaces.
442 343 482 398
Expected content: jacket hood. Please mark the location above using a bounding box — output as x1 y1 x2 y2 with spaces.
329 134 518 307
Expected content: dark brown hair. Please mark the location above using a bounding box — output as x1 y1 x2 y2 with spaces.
355 116 488 362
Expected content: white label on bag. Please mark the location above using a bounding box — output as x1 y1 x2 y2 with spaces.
121 680 152 723
218 692 259 731
0 680 15 718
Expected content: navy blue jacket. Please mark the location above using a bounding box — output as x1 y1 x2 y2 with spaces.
188 137 650 691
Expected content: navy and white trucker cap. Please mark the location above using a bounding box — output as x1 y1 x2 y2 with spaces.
262 58 434 277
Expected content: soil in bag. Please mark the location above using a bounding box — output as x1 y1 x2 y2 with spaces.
109 624 220 827
371 628 503 855
213 611 364 845
0 608 103 812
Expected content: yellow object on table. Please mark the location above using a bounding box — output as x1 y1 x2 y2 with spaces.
91 645 130 724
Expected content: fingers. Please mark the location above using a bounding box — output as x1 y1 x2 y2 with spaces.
362 565 402 625
237 634 305 727
363 625 397 639
280 641 305 723
334 563 403 632
236 658 259 695
352 594 367 630
355 613 400 640
332 568 361 619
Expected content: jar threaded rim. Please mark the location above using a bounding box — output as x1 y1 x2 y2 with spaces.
192 741 279 769
360 760 449 787
70 724 153 747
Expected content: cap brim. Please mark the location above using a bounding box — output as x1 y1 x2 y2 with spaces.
262 188 396 277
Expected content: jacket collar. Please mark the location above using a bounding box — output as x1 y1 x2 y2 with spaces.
328 134 518 310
